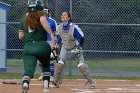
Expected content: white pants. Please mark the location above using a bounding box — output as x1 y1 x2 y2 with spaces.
59 46 85 66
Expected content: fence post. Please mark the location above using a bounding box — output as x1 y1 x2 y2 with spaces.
69 0 72 17
68 53 72 76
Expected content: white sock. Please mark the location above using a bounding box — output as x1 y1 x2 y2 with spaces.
23 83 28 87
44 80 49 88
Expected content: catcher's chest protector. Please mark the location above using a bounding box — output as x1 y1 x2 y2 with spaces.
58 23 76 49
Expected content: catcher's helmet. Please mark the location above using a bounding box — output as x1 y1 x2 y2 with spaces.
28 0 44 12
43 6 50 17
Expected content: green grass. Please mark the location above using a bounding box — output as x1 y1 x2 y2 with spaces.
66 58 140 72
6 58 140 72
7 59 23 67
4 58 140 80
64 75 140 80
86 58 140 72
0 72 40 79
0 72 140 80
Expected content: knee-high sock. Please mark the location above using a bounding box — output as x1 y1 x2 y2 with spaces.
39 62 54 77
43 72 50 88
50 62 54 77
22 76 31 85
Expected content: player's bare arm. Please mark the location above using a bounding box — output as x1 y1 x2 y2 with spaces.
18 31 25 40
40 16 56 48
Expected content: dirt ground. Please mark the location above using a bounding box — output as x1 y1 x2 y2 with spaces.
0 79 140 93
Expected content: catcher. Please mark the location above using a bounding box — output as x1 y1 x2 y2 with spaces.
52 11 95 88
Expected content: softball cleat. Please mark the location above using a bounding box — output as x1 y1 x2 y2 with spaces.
88 83 95 89
22 83 29 93
50 76 54 82
52 81 59 88
38 73 43 81
43 88 51 93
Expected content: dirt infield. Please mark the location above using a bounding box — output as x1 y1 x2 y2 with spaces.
0 79 140 93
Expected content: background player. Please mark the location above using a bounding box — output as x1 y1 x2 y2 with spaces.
52 11 95 88
38 6 58 82
19 0 56 93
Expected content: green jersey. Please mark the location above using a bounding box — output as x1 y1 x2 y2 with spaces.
19 15 47 42
19 14 51 78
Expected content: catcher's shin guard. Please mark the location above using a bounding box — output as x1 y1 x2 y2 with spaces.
55 63 64 82
78 63 94 85
53 60 64 87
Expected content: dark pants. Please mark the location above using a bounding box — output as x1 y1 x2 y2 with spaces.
23 41 51 78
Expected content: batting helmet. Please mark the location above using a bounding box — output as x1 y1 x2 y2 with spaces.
28 0 44 12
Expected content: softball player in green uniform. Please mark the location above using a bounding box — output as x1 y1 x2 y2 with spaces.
18 0 56 93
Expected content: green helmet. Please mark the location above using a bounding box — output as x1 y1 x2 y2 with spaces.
28 0 44 12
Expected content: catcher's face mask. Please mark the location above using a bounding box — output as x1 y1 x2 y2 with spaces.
43 7 50 17
43 8 49 14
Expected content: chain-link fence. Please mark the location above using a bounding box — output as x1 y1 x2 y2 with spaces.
1 0 140 77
